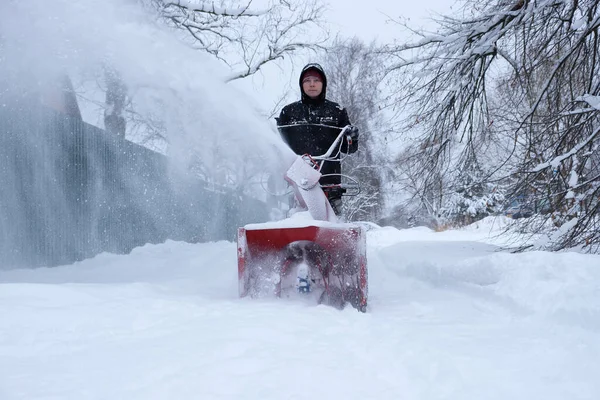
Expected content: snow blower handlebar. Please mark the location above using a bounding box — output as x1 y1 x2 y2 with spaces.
276 124 354 171
309 125 360 198
310 124 353 162
282 126 353 224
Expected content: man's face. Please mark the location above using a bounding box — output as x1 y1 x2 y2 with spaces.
302 76 323 99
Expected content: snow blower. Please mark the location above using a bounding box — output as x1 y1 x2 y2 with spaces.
237 126 368 312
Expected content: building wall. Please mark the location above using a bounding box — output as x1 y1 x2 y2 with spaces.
0 101 269 268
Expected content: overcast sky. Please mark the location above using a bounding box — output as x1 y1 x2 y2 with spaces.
232 0 456 118
323 0 454 42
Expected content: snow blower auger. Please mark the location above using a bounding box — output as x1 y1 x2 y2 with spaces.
237 125 368 312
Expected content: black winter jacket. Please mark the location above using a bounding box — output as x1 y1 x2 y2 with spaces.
276 64 358 186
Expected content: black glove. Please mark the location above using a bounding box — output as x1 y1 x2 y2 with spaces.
347 125 359 141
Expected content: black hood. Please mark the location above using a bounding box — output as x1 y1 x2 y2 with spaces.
299 63 327 104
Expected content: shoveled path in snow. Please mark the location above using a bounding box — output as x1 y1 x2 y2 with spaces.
1 221 600 400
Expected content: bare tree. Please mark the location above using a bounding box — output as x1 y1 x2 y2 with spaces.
102 1 325 136
94 0 327 198
149 0 327 81
104 67 127 138
386 0 600 251
323 37 391 221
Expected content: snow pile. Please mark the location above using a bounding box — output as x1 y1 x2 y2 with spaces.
245 210 352 229
379 244 600 319
369 215 514 248
2 223 600 399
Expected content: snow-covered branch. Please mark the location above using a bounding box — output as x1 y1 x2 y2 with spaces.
152 0 326 80
386 0 600 250
531 125 600 172
164 1 269 17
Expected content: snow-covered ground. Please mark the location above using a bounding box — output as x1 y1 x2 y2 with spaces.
1 217 600 400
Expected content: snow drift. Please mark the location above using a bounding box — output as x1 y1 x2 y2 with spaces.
1 220 599 400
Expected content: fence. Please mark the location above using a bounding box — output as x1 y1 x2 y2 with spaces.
0 100 269 268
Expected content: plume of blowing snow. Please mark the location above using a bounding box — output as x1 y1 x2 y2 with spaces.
0 0 295 174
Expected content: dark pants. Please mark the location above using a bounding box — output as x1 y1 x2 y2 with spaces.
329 197 343 216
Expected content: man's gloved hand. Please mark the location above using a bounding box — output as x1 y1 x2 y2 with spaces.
347 125 359 141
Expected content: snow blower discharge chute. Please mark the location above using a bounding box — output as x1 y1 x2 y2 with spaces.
237 126 368 312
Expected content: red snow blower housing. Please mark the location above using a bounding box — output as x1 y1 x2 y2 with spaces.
237 126 368 312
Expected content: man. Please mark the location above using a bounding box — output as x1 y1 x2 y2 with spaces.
276 63 359 215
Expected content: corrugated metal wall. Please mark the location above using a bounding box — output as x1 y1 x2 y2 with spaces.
0 101 269 268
